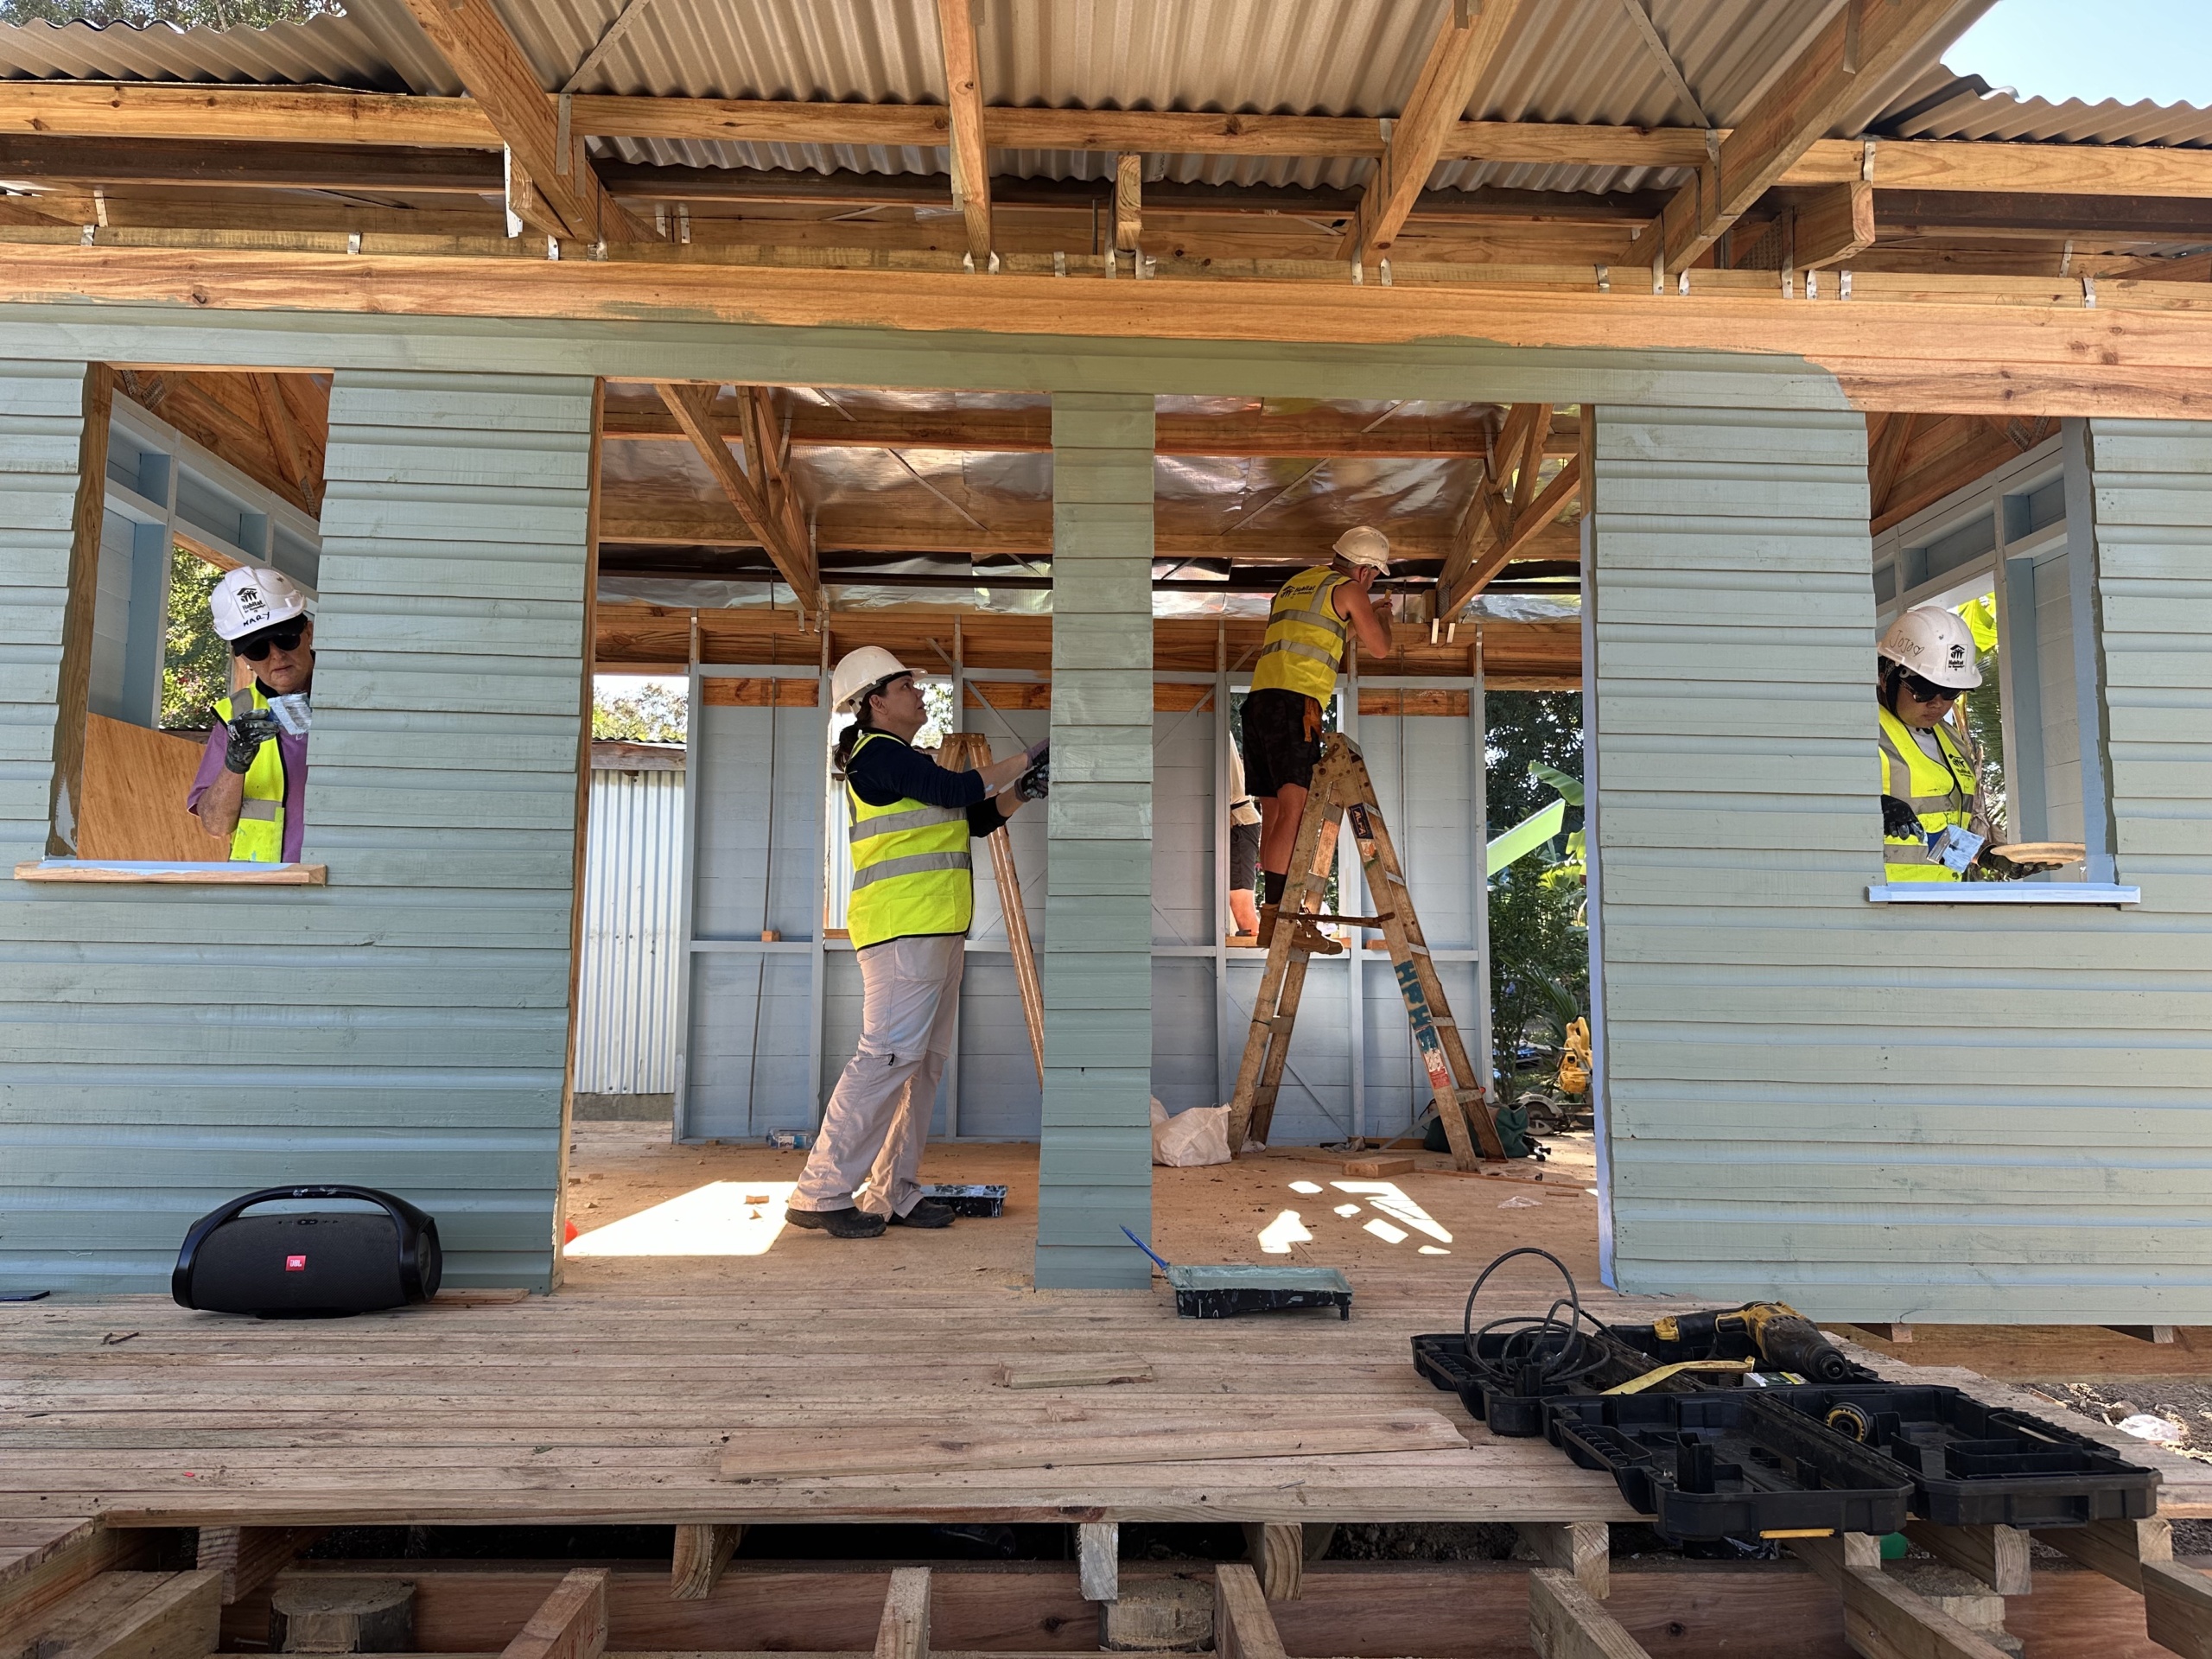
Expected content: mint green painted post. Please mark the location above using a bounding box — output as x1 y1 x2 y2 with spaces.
1035 392 1155 1289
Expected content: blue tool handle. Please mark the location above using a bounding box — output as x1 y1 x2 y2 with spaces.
1121 1225 1173 1271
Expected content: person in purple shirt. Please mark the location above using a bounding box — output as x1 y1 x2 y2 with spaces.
187 566 313 864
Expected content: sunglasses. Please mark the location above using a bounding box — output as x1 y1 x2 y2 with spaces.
232 620 307 661
1900 671 1962 704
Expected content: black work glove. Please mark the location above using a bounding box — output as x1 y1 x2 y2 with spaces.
1014 761 1050 801
224 709 279 775
1023 739 1050 769
1879 795 1923 840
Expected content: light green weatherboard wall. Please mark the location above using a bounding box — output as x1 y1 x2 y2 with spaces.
1036 391 1154 1290
0 365 593 1294
1592 408 2212 1323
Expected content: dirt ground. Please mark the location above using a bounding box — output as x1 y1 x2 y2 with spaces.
559 1120 1604 1298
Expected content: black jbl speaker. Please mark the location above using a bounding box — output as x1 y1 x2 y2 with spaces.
172 1185 442 1318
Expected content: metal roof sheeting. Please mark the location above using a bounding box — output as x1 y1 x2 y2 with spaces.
1884 80 2212 149
0 0 2082 204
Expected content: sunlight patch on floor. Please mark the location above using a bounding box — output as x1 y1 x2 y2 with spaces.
564 1181 797 1257
1332 1180 1453 1243
1258 1209 1315 1255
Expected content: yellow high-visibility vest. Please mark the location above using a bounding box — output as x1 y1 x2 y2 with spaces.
845 732 974 949
1250 567 1350 702
1878 704 1978 883
212 683 286 863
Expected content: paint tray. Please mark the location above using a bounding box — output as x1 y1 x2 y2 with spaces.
1747 1384 2161 1528
1548 1391 1914 1541
1124 1228 1351 1320
921 1183 1007 1217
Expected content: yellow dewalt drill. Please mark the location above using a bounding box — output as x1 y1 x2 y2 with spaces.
1650 1302 1857 1384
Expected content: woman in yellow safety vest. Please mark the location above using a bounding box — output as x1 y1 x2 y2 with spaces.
188 566 315 863
1874 606 1988 883
1242 525 1395 945
786 647 1048 1240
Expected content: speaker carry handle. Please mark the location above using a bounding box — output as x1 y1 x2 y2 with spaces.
172 1185 439 1306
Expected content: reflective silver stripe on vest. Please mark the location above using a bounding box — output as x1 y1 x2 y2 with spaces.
849 849 972 890
849 802 965 843
1276 584 1346 635
238 799 281 821
1255 637 1344 670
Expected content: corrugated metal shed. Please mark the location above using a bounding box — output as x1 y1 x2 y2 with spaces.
575 753 683 1096
0 0 2031 201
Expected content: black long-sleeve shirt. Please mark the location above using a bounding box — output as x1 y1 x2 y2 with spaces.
846 733 1010 836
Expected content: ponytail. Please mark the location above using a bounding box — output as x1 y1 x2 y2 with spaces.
831 695 880 780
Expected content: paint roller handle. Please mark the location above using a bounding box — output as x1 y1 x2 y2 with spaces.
1121 1226 1172 1272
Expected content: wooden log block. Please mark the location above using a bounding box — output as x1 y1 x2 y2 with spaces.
2039 1516 2173 1592
1903 1522 2031 1597
1077 1524 1117 1604
503 1570 607 1659
1852 1323 1913 1343
1101 1575 1214 1652
1240 1524 1304 1601
1342 1157 1415 1178
874 1567 929 1659
196 1528 326 1606
669 1526 741 1600
1213 1564 1286 1659
29 1569 222 1659
2143 1558 2212 1659
1527 1567 1648 1659
1516 1522 1609 1600
270 1578 416 1654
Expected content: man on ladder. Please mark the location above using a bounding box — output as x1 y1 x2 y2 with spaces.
1243 525 1395 949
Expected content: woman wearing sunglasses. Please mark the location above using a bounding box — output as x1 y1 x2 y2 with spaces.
1875 605 1989 883
188 566 315 863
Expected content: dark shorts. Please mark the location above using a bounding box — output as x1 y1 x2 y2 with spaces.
1241 687 1324 799
1229 821 1261 892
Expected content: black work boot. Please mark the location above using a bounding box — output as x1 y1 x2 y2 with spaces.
888 1198 957 1229
785 1205 887 1239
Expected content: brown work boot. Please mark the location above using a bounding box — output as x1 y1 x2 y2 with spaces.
1255 904 1280 949
1291 918 1345 956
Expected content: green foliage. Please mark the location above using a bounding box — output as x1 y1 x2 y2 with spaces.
1485 692 1588 1097
593 681 686 744
0 0 338 26
161 546 228 730
1955 595 2006 836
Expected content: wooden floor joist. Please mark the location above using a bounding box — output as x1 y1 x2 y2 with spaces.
1212 1563 1286 1659
505 1569 610 1659
1516 1522 1610 1600
1789 1535 2014 1659
19 1570 222 1659
670 1525 743 1600
1903 1520 2031 1597
874 1567 930 1659
193 1525 325 1605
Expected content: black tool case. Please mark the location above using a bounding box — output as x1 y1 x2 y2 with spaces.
1750 1384 2161 1527
1548 1391 1915 1541
1412 1331 1592 1436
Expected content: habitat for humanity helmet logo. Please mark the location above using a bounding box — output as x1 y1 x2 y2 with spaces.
1948 640 1969 671
237 583 264 613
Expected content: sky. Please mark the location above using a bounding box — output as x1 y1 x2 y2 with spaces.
1946 0 2212 108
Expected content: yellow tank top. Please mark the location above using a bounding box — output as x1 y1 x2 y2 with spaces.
1250 567 1349 701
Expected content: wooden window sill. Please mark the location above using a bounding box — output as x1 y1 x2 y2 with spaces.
15 860 327 886
1866 882 2138 906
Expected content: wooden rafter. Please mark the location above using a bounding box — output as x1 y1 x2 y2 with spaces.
1338 0 1526 264
249 373 310 504
1793 179 1876 270
601 402 1579 460
1436 402 1584 616
1867 410 1919 520
395 0 652 245
934 0 993 263
1443 452 1582 617
653 381 821 617
1114 153 1142 253
1626 0 1974 276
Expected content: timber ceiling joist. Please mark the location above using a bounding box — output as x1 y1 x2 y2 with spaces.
653 382 822 618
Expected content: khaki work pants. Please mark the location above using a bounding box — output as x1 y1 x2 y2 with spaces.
791 931 964 1219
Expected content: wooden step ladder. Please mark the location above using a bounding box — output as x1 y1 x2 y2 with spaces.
1228 732 1504 1169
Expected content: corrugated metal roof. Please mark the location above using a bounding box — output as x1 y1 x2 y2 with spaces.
1882 78 2212 149
0 0 2034 200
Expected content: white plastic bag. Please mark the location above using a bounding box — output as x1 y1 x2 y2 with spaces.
1151 1096 1235 1167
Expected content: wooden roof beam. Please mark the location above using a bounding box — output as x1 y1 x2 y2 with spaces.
1440 449 1582 618
395 0 653 245
1338 0 1527 265
935 0 993 264
653 382 822 617
1627 0 1980 276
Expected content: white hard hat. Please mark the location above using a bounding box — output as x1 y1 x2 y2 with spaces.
210 566 311 642
830 645 913 715
1878 604 1982 691
1332 525 1391 572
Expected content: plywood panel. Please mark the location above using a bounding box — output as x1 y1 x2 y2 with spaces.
78 715 223 863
